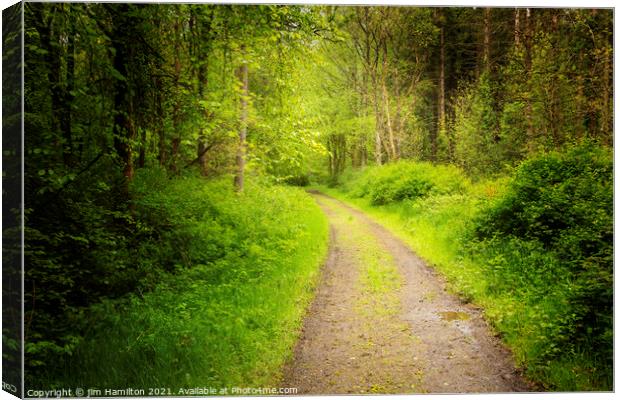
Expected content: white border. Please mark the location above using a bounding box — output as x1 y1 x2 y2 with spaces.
0 2 616 400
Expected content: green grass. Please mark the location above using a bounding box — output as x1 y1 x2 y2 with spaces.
32 176 329 391
313 153 612 391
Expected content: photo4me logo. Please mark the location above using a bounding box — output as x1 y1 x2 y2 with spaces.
2 382 17 394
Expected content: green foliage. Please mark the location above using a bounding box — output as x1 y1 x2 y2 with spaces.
30 174 328 389
18 2 614 392
282 174 311 187
347 161 469 205
473 143 613 374
476 144 612 250
452 73 503 174
22 2 333 380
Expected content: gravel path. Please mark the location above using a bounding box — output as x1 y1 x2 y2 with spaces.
281 193 529 394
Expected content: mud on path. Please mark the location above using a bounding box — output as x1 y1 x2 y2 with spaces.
281 193 530 394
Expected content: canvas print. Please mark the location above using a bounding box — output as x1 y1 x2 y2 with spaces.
2 1 613 397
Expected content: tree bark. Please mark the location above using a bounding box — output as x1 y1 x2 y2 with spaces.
110 7 136 184
234 51 249 191
156 77 166 167
197 61 209 176
61 8 75 166
483 7 491 73
524 8 534 149
381 39 396 161
437 18 446 161
170 17 182 174
599 46 611 141
138 127 146 168
514 8 520 47
191 7 211 176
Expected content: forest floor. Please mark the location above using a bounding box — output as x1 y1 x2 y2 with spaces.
282 193 531 394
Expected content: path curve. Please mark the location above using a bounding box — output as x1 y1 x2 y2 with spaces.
282 193 529 394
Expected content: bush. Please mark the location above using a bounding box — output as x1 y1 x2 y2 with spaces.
348 161 469 205
30 173 329 389
282 174 311 187
474 143 613 372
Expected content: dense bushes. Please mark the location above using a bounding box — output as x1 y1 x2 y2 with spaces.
347 161 469 205
328 145 612 390
27 171 328 389
473 145 613 374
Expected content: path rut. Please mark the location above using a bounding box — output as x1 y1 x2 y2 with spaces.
282 193 529 394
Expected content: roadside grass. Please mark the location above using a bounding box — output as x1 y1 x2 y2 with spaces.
312 148 612 391
33 176 329 391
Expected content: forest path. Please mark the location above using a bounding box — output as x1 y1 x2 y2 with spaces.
281 193 529 394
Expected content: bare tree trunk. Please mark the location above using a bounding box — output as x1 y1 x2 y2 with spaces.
600 46 611 141
156 82 166 167
170 19 183 174
372 67 382 165
138 127 146 168
191 8 211 176
110 6 136 186
61 11 75 166
382 40 396 161
549 10 561 147
514 8 520 47
483 8 491 73
394 73 403 160
234 51 249 191
524 8 534 150
437 20 446 159
38 7 63 162
359 66 369 167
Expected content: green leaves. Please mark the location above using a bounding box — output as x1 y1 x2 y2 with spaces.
348 160 469 205
30 174 328 389
470 143 613 380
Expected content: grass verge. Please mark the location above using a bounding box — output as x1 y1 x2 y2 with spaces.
32 176 329 392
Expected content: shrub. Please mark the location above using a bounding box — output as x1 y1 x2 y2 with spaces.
349 161 469 205
474 143 613 369
282 174 311 187
30 173 329 389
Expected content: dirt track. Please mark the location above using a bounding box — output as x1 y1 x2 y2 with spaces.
282 193 529 394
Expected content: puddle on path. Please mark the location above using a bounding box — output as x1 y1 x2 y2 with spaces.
437 311 470 321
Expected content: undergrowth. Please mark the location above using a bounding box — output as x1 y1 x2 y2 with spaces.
30 171 328 390
321 143 612 391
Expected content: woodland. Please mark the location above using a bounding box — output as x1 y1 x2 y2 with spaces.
1 2 613 393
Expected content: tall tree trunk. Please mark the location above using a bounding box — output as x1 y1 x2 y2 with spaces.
483 7 491 73
138 127 146 168
197 63 209 176
437 17 446 161
170 18 182 174
359 65 368 167
110 10 135 186
524 8 534 150
599 45 611 141
514 8 520 47
234 51 249 191
549 10 561 147
395 76 403 160
372 69 382 165
191 7 211 176
36 7 63 162
156 78 166 167
381 39 396 161
61 9 75 166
